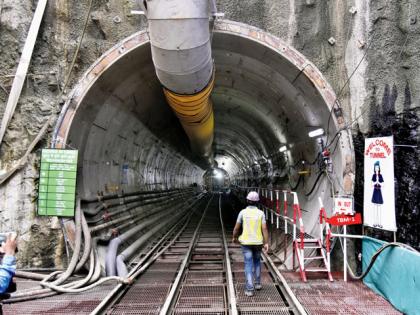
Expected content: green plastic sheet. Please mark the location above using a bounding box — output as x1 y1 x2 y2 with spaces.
363 236 420 315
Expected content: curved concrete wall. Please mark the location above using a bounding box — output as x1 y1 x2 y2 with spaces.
54 20 354 242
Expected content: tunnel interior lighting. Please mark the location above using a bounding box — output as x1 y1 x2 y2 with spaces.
213 170 224 179
279 145 287 152
308 128 324 138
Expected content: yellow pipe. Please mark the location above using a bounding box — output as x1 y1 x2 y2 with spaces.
163 72 215 159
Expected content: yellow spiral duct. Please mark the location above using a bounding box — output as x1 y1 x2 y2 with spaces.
163 72 215 160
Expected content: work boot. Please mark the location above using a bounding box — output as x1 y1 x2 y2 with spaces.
255 283 262 290
244 290 254 297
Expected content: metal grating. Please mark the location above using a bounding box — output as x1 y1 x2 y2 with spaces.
136 270 178 284
236 283 287 308
239 307 291 315
233 271 273 284
174 309 225 315
185 271 224 284
3 284 116 315
176 285 225 311
191 254 224 261
145 262 180 271
284 271 402 315
115 284 170 305
189 262 223 270
232 262 268 272
109 305 160 315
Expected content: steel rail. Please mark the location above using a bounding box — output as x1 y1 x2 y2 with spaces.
91 219 186 314
218 195 238 315
262 252 308 315
158 195 214 315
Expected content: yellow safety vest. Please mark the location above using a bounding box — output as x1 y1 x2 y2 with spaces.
238 206 264 245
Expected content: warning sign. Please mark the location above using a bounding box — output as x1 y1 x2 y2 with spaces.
38 149 78 217
333 196 354 215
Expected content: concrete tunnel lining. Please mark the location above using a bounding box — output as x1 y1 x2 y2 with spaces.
53 20 354 245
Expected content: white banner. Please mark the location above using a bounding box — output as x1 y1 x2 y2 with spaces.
363 136 396 231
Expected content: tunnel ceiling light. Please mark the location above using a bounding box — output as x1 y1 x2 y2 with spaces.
279 145 287 152
308 128 324 138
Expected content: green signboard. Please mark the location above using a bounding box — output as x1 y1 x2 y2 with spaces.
38 149 78 217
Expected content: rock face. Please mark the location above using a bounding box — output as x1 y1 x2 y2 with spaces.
0 0 418 267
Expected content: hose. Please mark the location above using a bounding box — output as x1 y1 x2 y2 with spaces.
5 193 202 302
50 198 83 285
305 171 324 196
342 239 418 280
75 210 91 272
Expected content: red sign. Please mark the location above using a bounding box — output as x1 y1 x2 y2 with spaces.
327 213 362 226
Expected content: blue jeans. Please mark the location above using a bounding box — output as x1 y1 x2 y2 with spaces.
241 245 262 291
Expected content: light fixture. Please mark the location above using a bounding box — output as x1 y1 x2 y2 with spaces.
308 128 324 138
215 172 224 179
279 145 287 152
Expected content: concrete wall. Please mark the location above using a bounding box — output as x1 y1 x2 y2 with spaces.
0 0 418 267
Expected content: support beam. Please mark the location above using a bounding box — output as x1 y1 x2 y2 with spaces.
0 0 48 147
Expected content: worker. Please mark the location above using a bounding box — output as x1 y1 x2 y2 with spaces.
232 191 269 297
0 233 17 295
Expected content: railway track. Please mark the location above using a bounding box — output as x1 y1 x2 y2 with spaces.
93 193 306 315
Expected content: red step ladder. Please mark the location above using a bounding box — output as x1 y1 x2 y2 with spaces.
292 193 333 282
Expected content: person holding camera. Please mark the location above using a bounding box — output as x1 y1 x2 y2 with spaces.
0 234 17 294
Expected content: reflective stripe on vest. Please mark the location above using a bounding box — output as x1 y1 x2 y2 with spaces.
239 206 263 245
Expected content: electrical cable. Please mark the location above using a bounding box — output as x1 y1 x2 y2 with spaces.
304 171 325 196
338 234 418 280
289 175 302 191
325 30 376 146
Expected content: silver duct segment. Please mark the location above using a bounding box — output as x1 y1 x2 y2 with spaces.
141 0 214 94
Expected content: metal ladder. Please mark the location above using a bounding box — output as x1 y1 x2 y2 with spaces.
292 193 333 282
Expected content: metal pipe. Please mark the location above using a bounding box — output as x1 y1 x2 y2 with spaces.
82 188 186 203
84 189 188 217
142 0 215 160
90 196 187 233
113 196 204 278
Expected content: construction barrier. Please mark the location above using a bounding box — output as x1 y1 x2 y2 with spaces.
363 237 420 315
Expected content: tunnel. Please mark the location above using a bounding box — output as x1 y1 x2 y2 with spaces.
52 20 354 270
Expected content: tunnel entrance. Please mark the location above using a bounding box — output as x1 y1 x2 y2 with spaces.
53 20 354 237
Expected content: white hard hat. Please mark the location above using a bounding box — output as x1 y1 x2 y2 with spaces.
246 191 259 202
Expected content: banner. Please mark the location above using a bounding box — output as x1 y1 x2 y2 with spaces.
363 136 396 231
